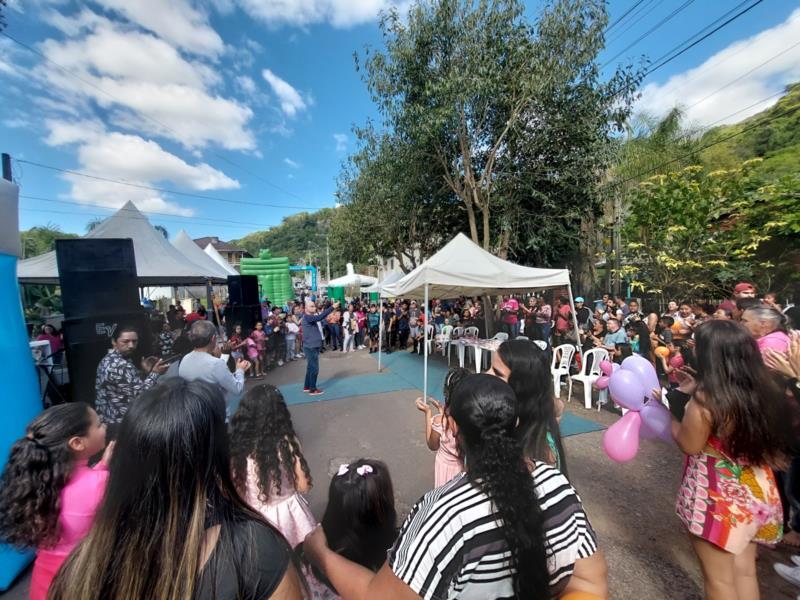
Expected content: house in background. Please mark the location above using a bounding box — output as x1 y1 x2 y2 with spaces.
193 237 251 272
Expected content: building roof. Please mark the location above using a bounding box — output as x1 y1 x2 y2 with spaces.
193 236 249 254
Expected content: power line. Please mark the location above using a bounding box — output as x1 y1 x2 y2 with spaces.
14 159 324 211
19 207 259 232
684 38 800 111
603 0 696 68
605 0 646 34
703 89 785 129
605 0 661 46
19 194 278 229
607 100 800 190
1 30 313 205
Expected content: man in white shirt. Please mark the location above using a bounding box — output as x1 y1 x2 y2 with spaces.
179 320 249 416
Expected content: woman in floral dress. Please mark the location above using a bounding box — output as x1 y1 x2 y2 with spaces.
670 320 793 600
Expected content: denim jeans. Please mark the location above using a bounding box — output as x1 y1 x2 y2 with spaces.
328 323 342 350
285 335 296 361
303 346 320 390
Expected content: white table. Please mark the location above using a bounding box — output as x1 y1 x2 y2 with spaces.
452 338 502 373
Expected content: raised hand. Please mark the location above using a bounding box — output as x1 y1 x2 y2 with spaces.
415 397 432 414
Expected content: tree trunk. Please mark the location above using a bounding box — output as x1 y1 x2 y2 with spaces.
464 199 480 244
481 208 491 250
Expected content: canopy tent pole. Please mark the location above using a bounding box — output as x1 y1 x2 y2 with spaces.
567 282 582 364
377 297 384 372
423 283 429 401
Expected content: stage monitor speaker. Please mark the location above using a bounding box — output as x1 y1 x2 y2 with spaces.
61 311 151 406
227 275 259 306
56 239 139 319
225 304 261 337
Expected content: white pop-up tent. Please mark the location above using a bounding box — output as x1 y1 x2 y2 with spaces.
17 202 227 285
381 233 582 400
172 230 232 280
204 243 239 276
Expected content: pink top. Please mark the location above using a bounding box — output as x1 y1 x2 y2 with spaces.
757 330 790 355
30 461 108 600
501 299 519 325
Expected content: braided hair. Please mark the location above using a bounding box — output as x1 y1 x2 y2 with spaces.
448 374 550 598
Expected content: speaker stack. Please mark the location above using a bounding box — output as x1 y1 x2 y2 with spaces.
226 275 261 336
56 239 148 405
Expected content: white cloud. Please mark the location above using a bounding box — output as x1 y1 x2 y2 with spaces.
333 133 348 151
236 74 257 95
284 157 300 168
262 68 308 117
44 119 240 215
638 9 800 127
236 0 407 28
93 0 224 57
34 17 255 150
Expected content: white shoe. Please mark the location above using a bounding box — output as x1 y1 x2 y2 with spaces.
277 360 284 366
774 563 800 588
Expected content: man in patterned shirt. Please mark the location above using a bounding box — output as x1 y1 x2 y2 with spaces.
95 325 167 437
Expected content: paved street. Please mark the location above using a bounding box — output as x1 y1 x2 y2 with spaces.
3 348 798 599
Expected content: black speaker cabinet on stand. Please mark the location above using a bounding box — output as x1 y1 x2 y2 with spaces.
227 275 259 306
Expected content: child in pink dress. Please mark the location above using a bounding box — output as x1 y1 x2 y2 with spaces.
415 367 471 487
229 384 317 547
0 403 111 600
249 322 266 377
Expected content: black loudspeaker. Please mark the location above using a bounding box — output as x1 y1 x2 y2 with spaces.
227 275 259 306
61 312 151 406
225 304 261 337
56 239 139 319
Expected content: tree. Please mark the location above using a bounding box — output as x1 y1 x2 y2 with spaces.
20 224 79 259
359 0 642 273
621 160 800 301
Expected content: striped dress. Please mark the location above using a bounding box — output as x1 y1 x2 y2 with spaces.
388 462 597 599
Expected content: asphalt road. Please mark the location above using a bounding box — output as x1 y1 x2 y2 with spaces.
3 347 798 599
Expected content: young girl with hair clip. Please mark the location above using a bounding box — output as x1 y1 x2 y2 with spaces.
670 319 794 600
230 384 317 548
299 458 398 599
304 374 607 599
0 403 111 600
414 367 471 486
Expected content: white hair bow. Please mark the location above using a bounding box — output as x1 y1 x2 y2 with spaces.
356 465 374 476
337 464 349 476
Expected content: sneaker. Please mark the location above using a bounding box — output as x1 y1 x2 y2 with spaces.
774 563 800 588
303 387 311 393
277 360 284 366
308 389 324 396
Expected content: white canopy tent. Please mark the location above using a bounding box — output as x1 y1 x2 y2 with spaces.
381 233 582 400
17 202 227 285
204 243 239 276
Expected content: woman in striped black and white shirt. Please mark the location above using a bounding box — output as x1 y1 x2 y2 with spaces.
304 374 608 599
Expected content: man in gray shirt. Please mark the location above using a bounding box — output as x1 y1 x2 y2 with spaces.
179 320 250 416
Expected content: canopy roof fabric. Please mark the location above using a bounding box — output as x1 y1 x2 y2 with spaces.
327 262 377 288
203 243 239 276
362 270 403 297
17 202 227 285
172 229 232 279
382 233 571 299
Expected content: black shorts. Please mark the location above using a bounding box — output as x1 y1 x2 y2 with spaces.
368 327 379 340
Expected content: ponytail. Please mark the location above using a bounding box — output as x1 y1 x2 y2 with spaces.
0 403 92 548
450 375 550 599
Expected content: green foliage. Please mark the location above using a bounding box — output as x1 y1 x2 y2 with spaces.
699 82 800 180
621 160 800 299
23 285 62 323
20 224 79 259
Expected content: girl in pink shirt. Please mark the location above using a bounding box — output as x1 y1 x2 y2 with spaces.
0 403 110 600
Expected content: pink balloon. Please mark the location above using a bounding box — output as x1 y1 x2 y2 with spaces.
595 375 610 390
603 411 642 463
640 399 675 444
599 360 614 376
621 355 660 395
607 368 646 411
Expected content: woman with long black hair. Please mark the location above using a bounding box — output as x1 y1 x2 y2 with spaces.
304 374 606 599
49 378 304 600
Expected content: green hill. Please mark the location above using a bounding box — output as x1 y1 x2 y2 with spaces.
699 82 800 179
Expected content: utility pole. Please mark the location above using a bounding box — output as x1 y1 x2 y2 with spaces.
2 153 11 182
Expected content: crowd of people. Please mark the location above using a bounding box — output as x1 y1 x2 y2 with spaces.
8 280 800 599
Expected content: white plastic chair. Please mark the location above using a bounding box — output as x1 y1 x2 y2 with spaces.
464 326 479 338
516 335 529 341
451 327 464 339
437 325 454 358
550 344 576 400
418 324 435 355
571 348 609 409
492 332 509 342
533 340 546 350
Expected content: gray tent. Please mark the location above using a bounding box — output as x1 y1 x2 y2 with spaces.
17 201 226 285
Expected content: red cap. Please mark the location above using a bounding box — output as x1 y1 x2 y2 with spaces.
733 282 755 294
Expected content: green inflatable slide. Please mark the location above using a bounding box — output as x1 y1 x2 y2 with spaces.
239 249 294 306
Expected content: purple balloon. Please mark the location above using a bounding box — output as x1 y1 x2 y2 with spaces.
640 400 675 444
611 363 621 373
607 368 646 411
621 355 660 395
599 360 614 376
595 375 610 390
603 411 642 463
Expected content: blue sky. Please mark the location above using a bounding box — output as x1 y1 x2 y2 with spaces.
2 0 799 241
